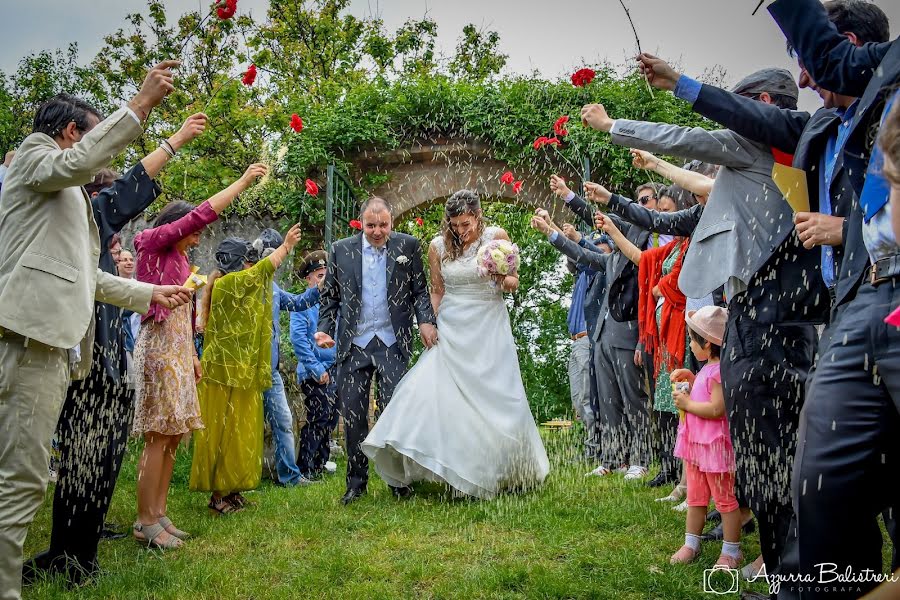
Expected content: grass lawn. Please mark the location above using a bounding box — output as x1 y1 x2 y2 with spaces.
24 428 774 599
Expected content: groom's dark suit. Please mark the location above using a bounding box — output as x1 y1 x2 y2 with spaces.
318 232 435 493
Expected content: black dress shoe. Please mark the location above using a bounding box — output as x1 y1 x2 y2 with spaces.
645 471 678 488
700 518 756 541
22 551 97 587
390 485 413 499
22 550 61 586
341 488 366 505
706 509 721 523
100 522 127 540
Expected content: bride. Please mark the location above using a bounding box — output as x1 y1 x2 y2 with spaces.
361 189 550 499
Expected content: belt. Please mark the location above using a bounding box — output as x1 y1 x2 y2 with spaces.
866 254 900 286
571 332 587 341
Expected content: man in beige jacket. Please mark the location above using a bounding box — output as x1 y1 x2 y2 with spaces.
0 61 192 600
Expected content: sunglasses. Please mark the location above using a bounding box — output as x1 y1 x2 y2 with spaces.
638 195 654 205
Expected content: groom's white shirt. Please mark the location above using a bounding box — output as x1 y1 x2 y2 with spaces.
353 235 397 349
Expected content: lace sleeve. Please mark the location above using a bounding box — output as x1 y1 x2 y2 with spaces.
430 235 445 257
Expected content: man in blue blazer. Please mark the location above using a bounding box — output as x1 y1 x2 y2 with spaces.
290 251 339 480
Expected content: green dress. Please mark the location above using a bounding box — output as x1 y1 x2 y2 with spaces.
653 242 689 415
190 258 274 494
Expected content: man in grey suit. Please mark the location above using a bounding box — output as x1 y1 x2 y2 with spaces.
531 196 652 479
0 62 192 600
315 196 437 505
581 69 829 575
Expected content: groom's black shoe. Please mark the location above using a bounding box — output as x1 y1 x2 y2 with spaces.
341 488 366 505
390 485 413 499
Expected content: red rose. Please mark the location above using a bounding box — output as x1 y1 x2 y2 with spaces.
533 136 561 150
305 179 319 197
571 68 596 87
553 115 569 137
415 217 424 226
512 181 523 194
216 0 237 20
349 219 362 230
241 64 257 86
500 171 515 185
290 113 303 133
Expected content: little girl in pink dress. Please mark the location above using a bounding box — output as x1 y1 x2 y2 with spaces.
668 305 742 569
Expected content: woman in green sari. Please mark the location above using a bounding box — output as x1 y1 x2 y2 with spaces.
190 225 302 514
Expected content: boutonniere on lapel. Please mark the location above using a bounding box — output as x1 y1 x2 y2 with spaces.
396 255 409 265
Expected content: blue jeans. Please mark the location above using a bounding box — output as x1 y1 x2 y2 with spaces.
262 371 302 485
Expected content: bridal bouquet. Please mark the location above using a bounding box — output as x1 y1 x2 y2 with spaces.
476 239 520 278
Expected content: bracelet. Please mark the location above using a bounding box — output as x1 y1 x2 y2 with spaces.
160 139 176 157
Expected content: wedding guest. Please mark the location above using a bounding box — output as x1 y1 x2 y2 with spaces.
244 228 321 487
118 249 136 280
0 60 191 599
190 227 302 513
131 163 268 548
547 175 652 481
594 187 694 491
581 76 822 572
291 250 340 479
668 306 742 569
24 116 206 582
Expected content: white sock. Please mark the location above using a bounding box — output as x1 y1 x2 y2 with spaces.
721 540 741 558
684 533 701 552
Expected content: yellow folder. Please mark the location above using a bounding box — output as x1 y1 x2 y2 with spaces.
771 163 810 213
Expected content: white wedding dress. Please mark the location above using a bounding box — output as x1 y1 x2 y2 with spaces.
361 226 550 499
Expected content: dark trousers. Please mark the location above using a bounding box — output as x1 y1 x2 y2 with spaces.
656 410 680 478
47 365 133 573
593 336 650 468
337 338 407 492
777 283 900 600
722 295 816 576
298 376 338 476
585 339 602 461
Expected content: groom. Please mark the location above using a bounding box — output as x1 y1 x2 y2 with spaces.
315 196 437 505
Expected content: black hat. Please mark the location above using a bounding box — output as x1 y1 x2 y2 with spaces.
300 250 327 277
215 237 251 274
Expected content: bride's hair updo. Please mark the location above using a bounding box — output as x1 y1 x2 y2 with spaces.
442 189 485 263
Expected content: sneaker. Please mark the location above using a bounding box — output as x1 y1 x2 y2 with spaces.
624 465 649 480
614 465 630 474
584 465 612 477
48 469 57 484
672 500 689 512
329 441 344 457
655 492 683 503
741 555 766 582
324 461 337 474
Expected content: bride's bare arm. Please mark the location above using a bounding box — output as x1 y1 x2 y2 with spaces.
492 228 519 293
428 240 445 317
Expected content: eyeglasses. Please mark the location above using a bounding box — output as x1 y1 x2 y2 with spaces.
638 195 653 205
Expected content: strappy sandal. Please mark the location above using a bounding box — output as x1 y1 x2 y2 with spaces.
133 522 183 549
159 516 190 540
223 492 249 508
208 495 241 516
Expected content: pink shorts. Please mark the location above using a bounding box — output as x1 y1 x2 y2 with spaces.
685 462 738 514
